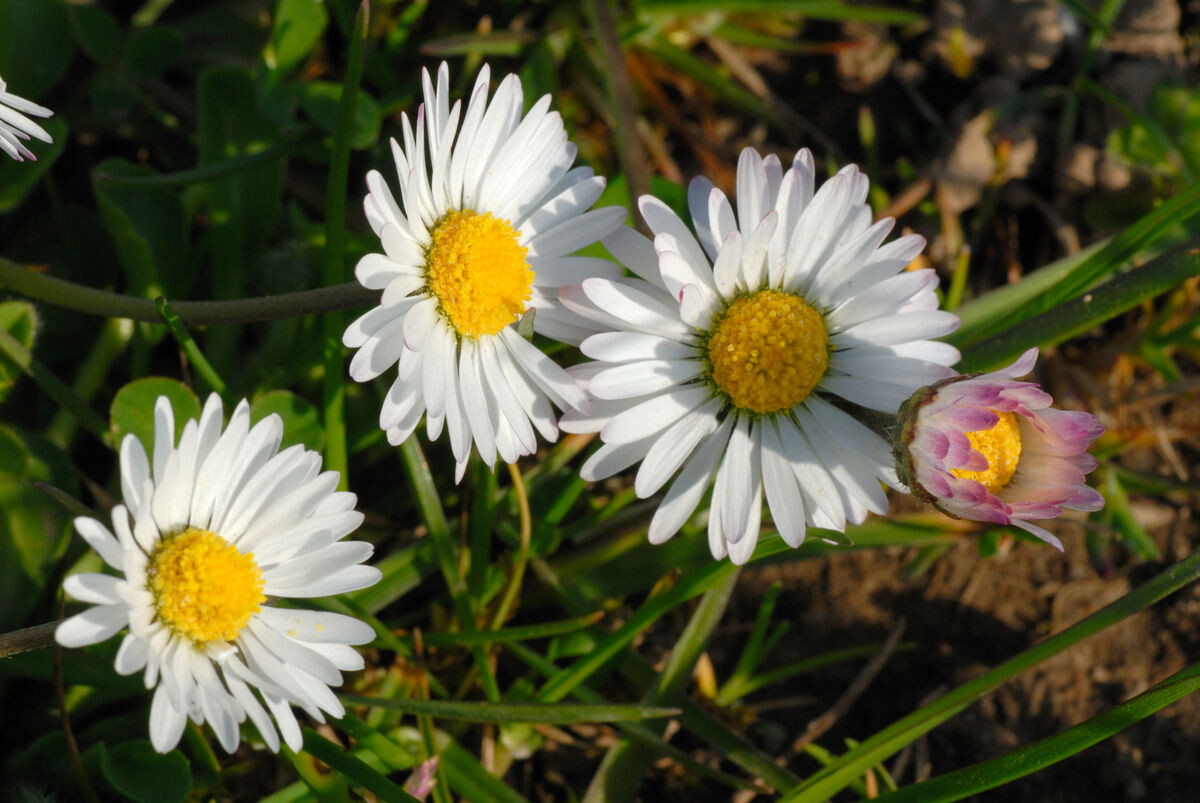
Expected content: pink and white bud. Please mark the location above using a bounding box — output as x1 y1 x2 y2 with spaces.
895 348 1104 549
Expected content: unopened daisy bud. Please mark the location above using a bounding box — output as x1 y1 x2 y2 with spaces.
894 348 1104 549
56 394 382 755
0 75 53 162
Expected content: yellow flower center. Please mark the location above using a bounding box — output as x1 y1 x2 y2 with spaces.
148 528 265 644
951 410 1023 493
425 209 533 339
706 290 829 414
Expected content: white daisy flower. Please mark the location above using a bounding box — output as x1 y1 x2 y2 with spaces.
344 63 627 478
560 147 962 564
56 394 382 754
0 74 53 162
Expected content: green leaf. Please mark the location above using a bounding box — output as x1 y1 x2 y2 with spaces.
340 694 681 724
301 730 418 803
67 3 121 64
250 390 323 452
0 116 67 211
195 66 288 367
953 183 1200 350
0 0 73 97
109 377 201 455
99 740 192 803
124 25 182 78
957 244 1200 372
0 425 74 631
1095 469 1161 561
780 546 1200 802
296 81 382 150
872 661 1200 802
91 158 188 297
638 0 923 23
0 301 36 402
264 0 329 75
583 572 739 801
440 740 530 803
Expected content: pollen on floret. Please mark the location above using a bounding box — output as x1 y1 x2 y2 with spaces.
425 209 533 339
705 290 829 414
952 410 1022 494
148 528 265 644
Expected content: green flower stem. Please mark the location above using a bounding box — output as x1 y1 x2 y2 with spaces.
0 620 61 659
399 438 502 703
156 296 227 395
0 256 379 325
320 1 370 494
0 329 110 443
490 463 532 630
782 547 1200 802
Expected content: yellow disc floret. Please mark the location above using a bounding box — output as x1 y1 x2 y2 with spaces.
951 410 1023 494
706 290 829 414
148 528 265 644
425 209 533 338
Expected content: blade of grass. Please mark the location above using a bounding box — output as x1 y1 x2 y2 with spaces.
155 296 226 395
440 740 530 803
302 729 419 803
638 0 922 24
957 242 1200 372
958 184 1200 350
399 438 500 702
781 547 1200 802
93 132 320 187
719 642 918 704
417 612 603 648
506 640 760 791
321 0 368 492
872 660 1200 802
0 329 109 443
583 571 740 802
341 694 680 723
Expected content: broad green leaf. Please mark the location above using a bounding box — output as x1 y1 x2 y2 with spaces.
263 0 329 75
251 389 323 452
100 740 192 803
0 0 73 97
341 694 681 724
67 3 121 64
0 301 36 402
0 116 67 211
109 377 201 455
296 81 382 150
0 425 74 632
91 158 188 297
124 25 182 78
196 66 287 364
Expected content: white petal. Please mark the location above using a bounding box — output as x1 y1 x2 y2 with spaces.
56 604 129 648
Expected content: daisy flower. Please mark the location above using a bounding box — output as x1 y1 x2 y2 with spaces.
894 347 1104 548
56 394 381 754
0 74 53 162
344 63 626 478
560 147 961 563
